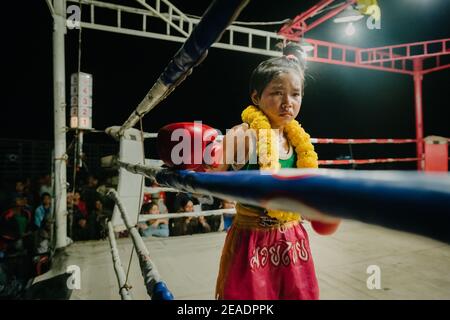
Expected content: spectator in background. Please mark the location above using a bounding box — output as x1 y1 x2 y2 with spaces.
169 195 196 236
67 192 82 240
1 195 33 242
10 179 33 210
34 193 52 229
95 177 109 199
151 193 168 215
169 194 211 236
165 190 199 214
31 216 52 277
11 179 25 201
0 194 35 297
72 191 88 217
0 195 34 272
34 216 52 255
138 202 169 238
196 195 222 232
81 174 100 213
150 181 169 214
39 174 53 197
88 198 110 240
67 190 88 239
69 192 89 241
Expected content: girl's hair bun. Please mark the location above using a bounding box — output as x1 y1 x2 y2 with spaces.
282 42 306 71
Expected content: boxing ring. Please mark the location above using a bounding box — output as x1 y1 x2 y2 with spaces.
49 220 449 300
44 0 450 300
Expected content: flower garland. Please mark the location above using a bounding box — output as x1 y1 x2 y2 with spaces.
241 105 318 222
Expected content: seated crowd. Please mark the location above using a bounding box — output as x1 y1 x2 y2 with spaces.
0 173 112 297
137 191 236 238
0 172 235 297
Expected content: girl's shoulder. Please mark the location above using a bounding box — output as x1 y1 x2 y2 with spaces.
229 122 249 132
226 123 255 139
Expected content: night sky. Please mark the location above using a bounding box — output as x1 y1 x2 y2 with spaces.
3 0 450 165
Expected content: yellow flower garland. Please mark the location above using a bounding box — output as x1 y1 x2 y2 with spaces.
241 105 318 222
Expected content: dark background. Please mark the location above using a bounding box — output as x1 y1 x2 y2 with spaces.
3 0 450 168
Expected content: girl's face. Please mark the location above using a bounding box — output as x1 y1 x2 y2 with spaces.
251 71 302 129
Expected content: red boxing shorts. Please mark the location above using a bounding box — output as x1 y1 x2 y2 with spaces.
216 204 319 300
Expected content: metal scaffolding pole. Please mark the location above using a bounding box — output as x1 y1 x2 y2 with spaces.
413 59 424 171
53 0 68 248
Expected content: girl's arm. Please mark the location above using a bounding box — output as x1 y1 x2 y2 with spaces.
206 123 254 172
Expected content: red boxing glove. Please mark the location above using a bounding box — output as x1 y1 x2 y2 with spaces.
157 122 218 171
311 219 341 235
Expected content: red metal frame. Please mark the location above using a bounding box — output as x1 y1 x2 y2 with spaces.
279 0 356 40
278 1 450 170
305 38 414 75
359 39 450 64
319 157 419 166
413 59 425 170
304 38 450 75
311 138 418 144
422 63 450 75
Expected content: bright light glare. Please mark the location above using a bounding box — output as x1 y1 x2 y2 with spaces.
345 22 356 36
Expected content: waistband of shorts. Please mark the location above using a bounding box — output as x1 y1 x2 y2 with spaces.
234 203 301 230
